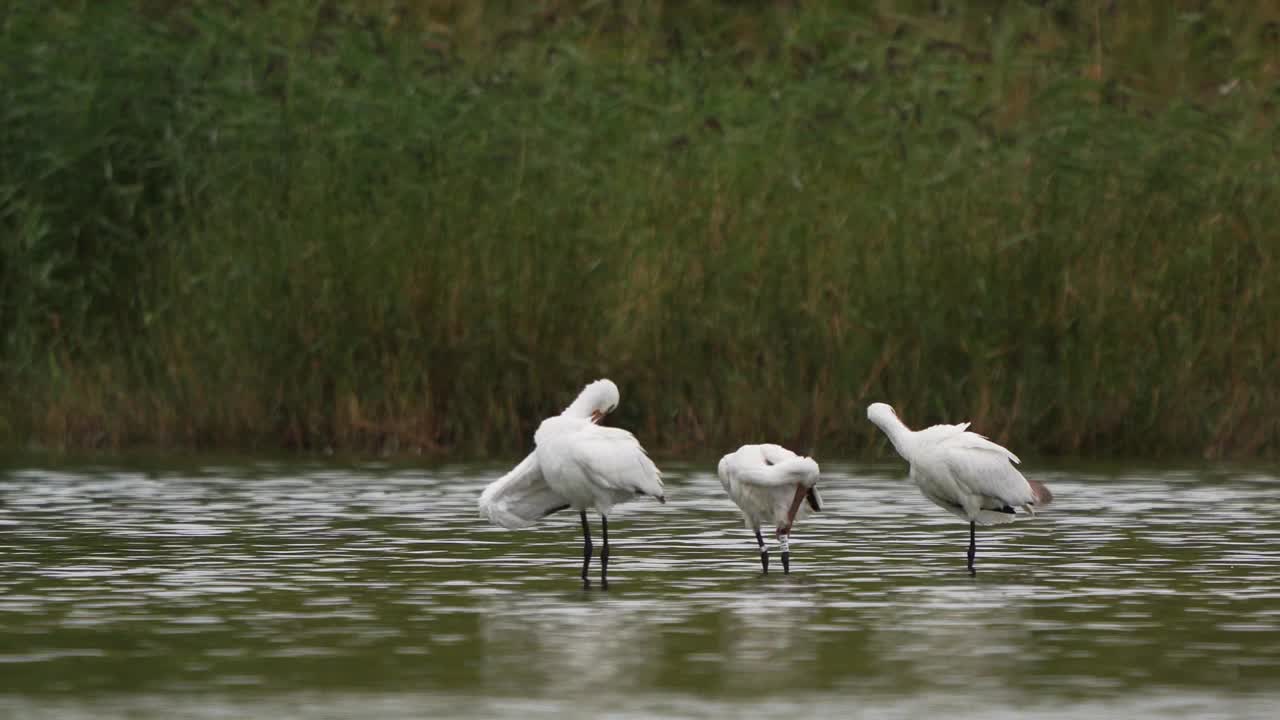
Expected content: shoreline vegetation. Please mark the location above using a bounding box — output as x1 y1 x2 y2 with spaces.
2 2 1277 458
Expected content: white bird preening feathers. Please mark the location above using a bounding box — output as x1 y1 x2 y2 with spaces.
717 444 822 575
866 402 1052 574
479 379 665 588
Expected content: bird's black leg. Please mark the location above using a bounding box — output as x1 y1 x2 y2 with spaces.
580 510 593 588
600 514 610 590
967 521 977 575
755 528 769 574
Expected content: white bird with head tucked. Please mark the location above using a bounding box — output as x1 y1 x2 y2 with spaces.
717 444 822 575
866 402 1052 574
479 379 665 588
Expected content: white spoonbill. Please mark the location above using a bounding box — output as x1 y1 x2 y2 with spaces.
479 379 665 588
717 444 822 575
866 402 1052 574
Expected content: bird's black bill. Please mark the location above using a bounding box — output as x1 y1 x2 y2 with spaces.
805 487 822 512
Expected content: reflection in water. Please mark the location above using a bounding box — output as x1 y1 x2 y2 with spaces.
3 689 1279 720
716 593 820 689
479 595 663 694
873 584 1031 694
1 462 1279 718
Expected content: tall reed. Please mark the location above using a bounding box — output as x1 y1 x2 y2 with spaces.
1 1 1277 457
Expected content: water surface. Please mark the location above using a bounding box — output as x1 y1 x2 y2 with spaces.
1 460 1278 718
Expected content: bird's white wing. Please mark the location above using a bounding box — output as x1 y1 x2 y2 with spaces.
734 456 820 489
943 428 1021 464
478 452 570 529
914 422 972 447
940 432 1034 508
567 426 665 500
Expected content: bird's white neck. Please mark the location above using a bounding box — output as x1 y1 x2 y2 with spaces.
562 394 595 420
872 413 916 461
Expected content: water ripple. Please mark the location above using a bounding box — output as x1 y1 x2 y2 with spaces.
1 461 1278 718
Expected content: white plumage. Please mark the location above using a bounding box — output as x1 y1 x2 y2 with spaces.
866 402 1052 573
479 379 664 588
717 444 822 574
535 417 664 516
477 452 564 530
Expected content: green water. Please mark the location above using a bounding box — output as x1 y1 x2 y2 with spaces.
1 461 1278 718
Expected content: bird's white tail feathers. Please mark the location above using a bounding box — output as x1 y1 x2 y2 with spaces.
974 509 1020 526
974 478 1053 526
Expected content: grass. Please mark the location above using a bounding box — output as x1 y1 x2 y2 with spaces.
1 1 1278 458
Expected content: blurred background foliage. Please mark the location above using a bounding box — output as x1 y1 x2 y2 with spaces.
1 1 1277 457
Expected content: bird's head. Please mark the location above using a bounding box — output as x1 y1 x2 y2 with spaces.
866 402 898 427
565 378 620 424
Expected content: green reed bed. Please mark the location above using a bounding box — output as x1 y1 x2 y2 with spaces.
1 2 1277 457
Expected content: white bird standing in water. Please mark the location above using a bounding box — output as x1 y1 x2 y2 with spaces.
866 402 1052 574
479 379 665 589
717 444 822 575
